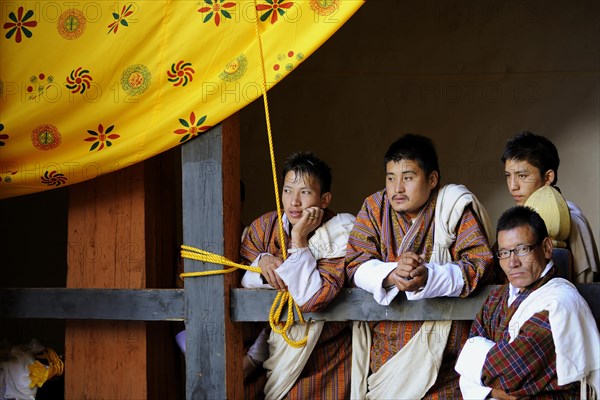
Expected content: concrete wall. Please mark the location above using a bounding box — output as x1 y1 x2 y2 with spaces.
240 0 599 243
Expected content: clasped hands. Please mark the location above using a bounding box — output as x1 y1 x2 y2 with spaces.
383 251 429 292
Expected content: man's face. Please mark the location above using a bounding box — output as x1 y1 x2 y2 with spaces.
385 160 438 218
281 171 330 225
497 225 552 289
504 159 553 205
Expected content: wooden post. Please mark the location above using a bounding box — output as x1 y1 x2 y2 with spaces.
182 114 243 399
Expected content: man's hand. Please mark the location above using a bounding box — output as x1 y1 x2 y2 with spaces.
290 206 323 248
258 254 286 290
383 252 429 292
490 388 517 400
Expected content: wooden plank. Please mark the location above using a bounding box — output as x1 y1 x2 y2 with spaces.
231 284 600 321
3 283 599 322
143 148 185 400
0 288 184 320
66 164 147 399
181 122 230 399
2 284 599 322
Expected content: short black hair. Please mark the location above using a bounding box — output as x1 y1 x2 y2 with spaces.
496 206 549 244
282 151 332 193
384 134 440 180
501 131 560 185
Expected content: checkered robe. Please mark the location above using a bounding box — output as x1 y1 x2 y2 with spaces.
346 188 493 399
471 268 580 398
241 209 352 400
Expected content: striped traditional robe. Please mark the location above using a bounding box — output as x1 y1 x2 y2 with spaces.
346 188 493 399
241 209 352 400
471 267 580 399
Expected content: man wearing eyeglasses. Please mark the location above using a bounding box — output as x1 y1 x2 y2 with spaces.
455 206 600 399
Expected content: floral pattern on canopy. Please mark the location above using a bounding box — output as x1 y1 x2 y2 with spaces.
0 0 363 199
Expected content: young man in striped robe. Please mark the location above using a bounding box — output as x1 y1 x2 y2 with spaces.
346 134 494 399
240 151 355 399
456 206 599 399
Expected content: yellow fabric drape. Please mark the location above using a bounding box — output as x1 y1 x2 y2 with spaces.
0 0 363 199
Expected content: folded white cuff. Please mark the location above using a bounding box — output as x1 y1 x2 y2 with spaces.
275 247 322 306
353 259 399 306
241 253 273 289
459 375 493 400
455 335 495 397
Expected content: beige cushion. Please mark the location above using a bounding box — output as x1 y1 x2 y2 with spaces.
525 185 571 247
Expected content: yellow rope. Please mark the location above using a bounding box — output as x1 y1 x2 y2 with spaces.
249 0 308 348
252 0 287 261
180 245 261 276
180 0 308 348
180 245 308 348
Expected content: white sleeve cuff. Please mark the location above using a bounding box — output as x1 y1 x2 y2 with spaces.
459 375 493 400
241 253 273 289
455 336 495 384
275 247 322 306
405 261 464 300
353 259 399 306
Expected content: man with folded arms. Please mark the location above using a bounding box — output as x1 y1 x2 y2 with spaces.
456 206 600 399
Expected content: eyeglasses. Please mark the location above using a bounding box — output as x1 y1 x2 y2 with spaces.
496 243 540 259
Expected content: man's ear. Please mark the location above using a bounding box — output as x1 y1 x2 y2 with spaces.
543 169 555 186
428 171 439 189
542 236 553 259
320 192 332 209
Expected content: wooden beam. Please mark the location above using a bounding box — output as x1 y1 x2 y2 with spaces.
233 283 600 321
2 284 599 322
0 288 184 320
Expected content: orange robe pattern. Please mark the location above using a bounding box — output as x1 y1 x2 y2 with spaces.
241 209 351 400
346 189 493 399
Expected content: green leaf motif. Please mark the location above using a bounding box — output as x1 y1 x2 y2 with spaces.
260 10 272 21
90 141 100 151
23 9 34 21
179 118 190 128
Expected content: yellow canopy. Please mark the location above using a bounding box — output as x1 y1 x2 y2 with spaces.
0 0 363 199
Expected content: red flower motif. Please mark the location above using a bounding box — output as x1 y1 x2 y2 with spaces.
173 112 211 143
198 0 236 27
3 7 37 43
84 124 120 151
256 0 293 24
167 61 195 87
